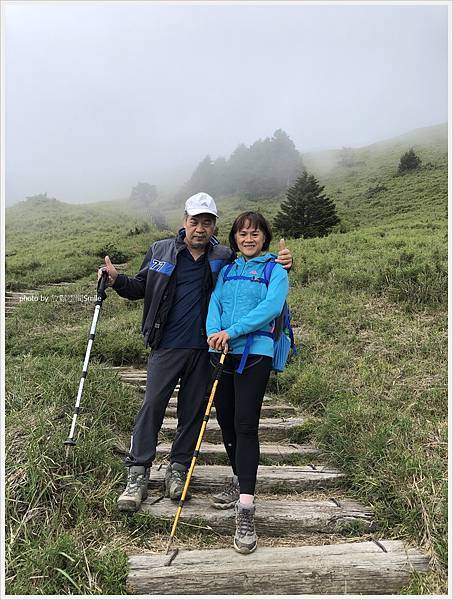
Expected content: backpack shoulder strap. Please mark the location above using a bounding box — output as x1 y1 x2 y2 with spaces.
263 259 277 287
222 262 235 282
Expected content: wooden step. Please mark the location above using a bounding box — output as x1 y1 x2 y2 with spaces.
163 399 297 418
5 291 38 298
139 495 375 536
43 282 73 287
147 465 344 493
116 371 282 410
127 540 429 595
104 366 148 371
112 441 321 464
160 417 305 443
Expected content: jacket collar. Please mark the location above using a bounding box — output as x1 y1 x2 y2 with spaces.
234 252 277 266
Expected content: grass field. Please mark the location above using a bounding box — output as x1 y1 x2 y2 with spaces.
5 123 448 594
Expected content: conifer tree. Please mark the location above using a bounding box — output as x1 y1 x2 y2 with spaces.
274 171 339 238
398 148 422 173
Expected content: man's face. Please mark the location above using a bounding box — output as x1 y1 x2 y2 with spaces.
184 213 216 250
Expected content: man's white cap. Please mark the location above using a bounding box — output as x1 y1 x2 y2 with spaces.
185 192 218 217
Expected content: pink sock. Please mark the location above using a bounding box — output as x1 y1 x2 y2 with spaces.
239 494 254 505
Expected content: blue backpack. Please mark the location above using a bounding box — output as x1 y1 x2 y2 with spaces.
223 259 297 374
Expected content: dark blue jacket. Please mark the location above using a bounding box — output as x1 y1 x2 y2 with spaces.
112 229 234 349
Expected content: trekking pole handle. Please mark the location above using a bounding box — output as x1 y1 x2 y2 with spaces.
96 269 109 303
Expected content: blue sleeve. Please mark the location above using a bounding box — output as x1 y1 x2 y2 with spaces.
206 267 226 336
225 264 289 339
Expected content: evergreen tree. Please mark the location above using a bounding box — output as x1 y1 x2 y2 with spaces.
182 155 216 197
129 182 163 227
398 148 422 173
274 171 340 239
179 129 303 200
129 182 157 208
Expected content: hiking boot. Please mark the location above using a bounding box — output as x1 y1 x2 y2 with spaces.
233 501 257 554
117 466 149 512
164 462 192 501
211 475 240 509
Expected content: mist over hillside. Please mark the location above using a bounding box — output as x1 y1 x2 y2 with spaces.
6 122 447 213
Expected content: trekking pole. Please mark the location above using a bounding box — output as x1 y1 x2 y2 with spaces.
64 270 109 447
165 348 228 559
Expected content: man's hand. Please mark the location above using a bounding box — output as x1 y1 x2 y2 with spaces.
97 255 119 287
275 238 293 270
207 331 230 351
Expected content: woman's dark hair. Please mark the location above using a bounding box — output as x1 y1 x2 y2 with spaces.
228 211 273 253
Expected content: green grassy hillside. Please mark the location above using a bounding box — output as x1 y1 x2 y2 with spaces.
5 195 173 291
302 123 447 231
5 123 448 594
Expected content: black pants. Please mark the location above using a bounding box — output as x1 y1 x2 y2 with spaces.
210 353 272 495
125 348 210 468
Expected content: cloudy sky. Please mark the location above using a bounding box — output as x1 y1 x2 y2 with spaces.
4 1 448 205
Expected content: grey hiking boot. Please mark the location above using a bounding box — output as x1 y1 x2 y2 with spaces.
234 501 257 554
164 462 192 501
211 475 240 509
117 466 149 512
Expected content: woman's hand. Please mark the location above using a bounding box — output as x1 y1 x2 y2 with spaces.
275 238 293 270
207 331 230 352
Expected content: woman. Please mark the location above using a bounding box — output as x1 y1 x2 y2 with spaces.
206 211 289 554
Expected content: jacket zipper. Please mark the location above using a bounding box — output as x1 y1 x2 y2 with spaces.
230 259 248 325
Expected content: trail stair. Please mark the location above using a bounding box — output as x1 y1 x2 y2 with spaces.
107 366 430 594
128 540 429 595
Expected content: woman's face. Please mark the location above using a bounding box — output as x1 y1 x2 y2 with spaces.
235 221 266 259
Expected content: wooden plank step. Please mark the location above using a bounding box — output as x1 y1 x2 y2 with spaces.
139 495 375 536
141 385 274 403
113 441 321 464
116 370 148 378
165 391 275 406
163 399 297 418
42 282 73 286
147 465 344 493
116 374 284 412
127 540 429 595
5 291 39 298
160 417 305 443
103 366 148 371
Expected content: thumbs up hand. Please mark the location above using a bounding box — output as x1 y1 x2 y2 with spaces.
275 238 293 270
97 255 119 286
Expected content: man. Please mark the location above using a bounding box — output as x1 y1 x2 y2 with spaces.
99 192 292 512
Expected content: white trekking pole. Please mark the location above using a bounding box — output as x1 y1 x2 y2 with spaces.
64 270 109 447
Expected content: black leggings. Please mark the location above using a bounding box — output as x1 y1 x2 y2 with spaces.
210 354 272 495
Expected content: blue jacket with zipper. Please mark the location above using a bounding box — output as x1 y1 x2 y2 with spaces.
206 252 289 357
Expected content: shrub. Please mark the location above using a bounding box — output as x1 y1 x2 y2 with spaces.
96 244 129 264
365 183 388 199
398 148 422 174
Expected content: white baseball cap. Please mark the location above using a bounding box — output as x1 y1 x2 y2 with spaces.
185 192 218 218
